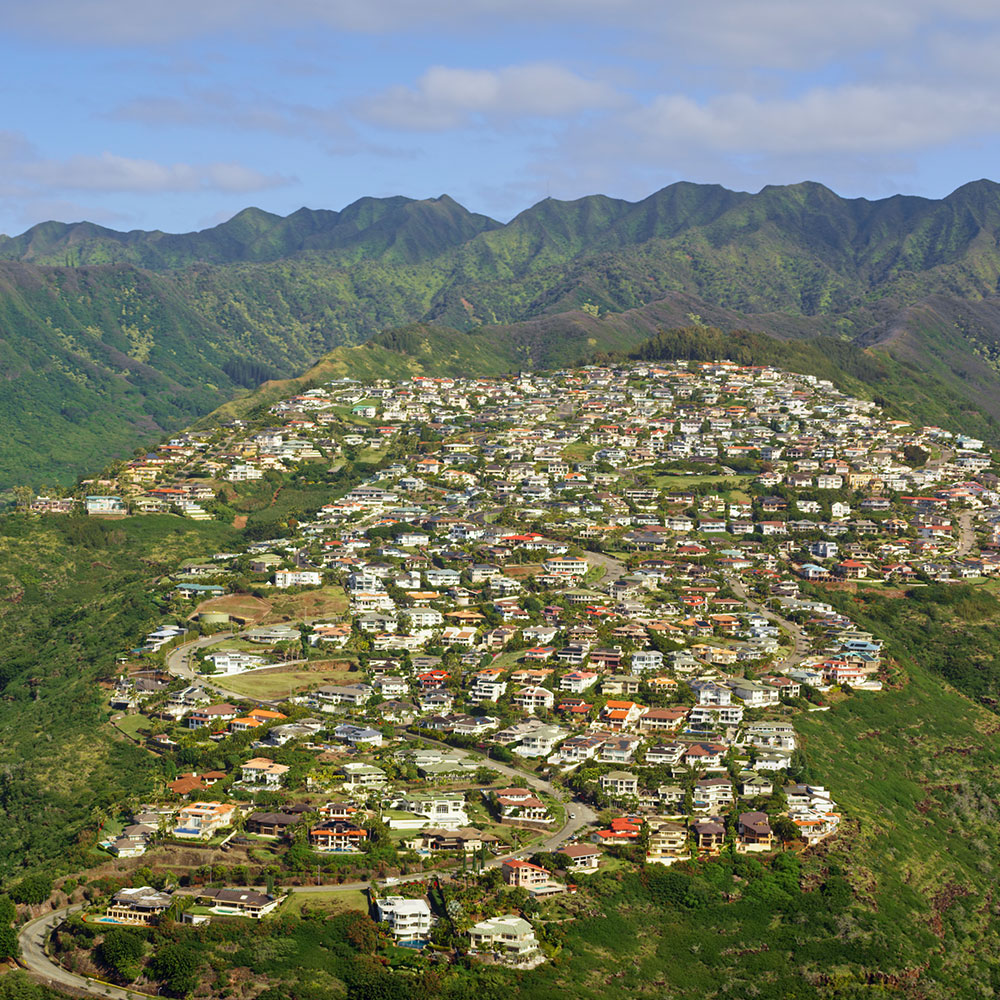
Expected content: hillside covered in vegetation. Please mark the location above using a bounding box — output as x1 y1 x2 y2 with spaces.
8 180 1000 487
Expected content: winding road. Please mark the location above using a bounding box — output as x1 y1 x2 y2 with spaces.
19 758 596 1000
18 904 152 1000
726 575 810 670
164 633 310 707
25 666 597 997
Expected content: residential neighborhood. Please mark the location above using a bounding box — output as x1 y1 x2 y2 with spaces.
31 359 1000 972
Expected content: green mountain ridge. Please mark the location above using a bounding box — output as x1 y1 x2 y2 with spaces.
0 194 501 268
6 179 1000 489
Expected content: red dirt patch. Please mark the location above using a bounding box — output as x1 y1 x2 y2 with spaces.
194 593 272 624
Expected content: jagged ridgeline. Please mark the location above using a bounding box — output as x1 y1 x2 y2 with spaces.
6 180 1000 488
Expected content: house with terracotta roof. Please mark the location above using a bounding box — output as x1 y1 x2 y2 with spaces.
309 820 368 852
600 700 643 730
595 816 642 845
229 716 265 733
502 859 550 888
168 771 226 796
186 703 239 729
174 802 238 839
638 706 689 732
240 758 290 788
683 742 728 768
492 787 551 823
836 558 868 579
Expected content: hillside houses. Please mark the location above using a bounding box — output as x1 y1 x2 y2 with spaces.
81 357 1000 928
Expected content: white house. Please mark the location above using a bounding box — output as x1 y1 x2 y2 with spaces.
375 896 432 943
630 649 664 673
513 686 555 713
469 914 540 962
274 570 323 589
240 758 290 787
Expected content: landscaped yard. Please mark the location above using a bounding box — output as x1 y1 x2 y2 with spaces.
112 713 152 738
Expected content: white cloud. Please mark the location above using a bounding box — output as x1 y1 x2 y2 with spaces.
6 0 626 43
26 152 290 193
0 133 292 227
108 90 411 158
624 84 999 156
8 0 1000 58
359 63 625 131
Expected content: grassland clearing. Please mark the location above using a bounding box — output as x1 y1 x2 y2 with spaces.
263 585 349 623
279 888 370 917
219 663 355 700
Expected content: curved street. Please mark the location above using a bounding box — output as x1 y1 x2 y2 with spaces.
725 574 810 670
25 692 598 997
19 904 152 1000
18 791 596 998
164 633 309 707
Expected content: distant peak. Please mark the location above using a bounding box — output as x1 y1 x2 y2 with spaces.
226 206 280 221
945 178 1000 198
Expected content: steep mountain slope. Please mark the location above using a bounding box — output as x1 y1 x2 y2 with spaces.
6 180 1000 490
203 303 998 449
0 195 500 268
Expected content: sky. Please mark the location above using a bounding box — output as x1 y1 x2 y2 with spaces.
3 0 1000 235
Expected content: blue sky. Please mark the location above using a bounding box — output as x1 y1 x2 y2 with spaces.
3 0 1000 234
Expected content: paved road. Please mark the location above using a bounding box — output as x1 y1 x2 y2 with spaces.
19 734 597 997
165 632 235 683
955 509 976 558
585 549 628 588
726 575 810 670
401 732 598 848
164 633 309 706
926 446 955 470
19 904 153 1000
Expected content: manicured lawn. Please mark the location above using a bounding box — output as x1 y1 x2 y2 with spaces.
111 713 152 738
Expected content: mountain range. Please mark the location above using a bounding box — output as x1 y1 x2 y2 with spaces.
5 179 1000 489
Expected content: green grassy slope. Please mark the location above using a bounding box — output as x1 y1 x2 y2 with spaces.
518 661 1000 999
0 515 238 879
505 584 1000 1000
